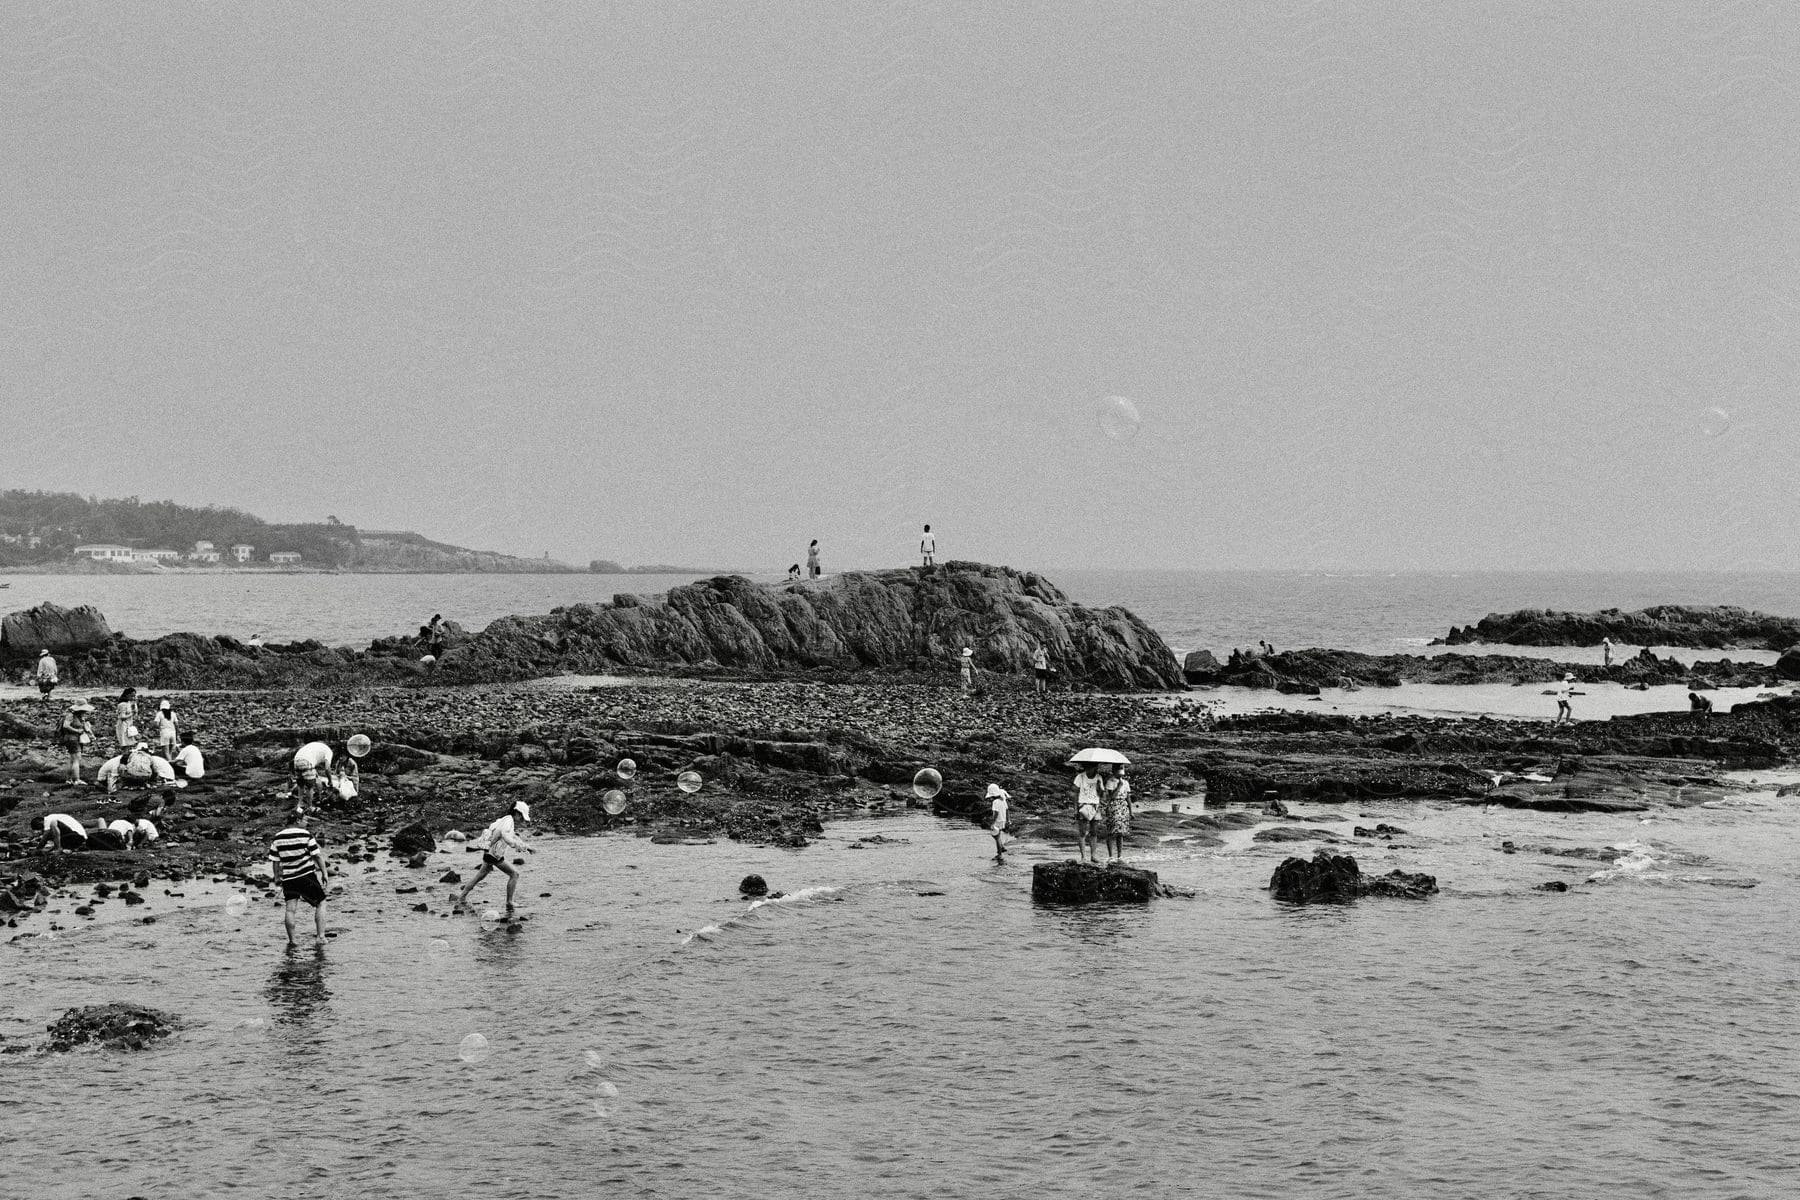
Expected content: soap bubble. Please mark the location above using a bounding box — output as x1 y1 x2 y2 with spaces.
458 1033 490 1063
482 909 502 922
595 1080 620 1099
225 893 250 917
232 1017 267 1038
615 758 637 781
912 768 943 800
428 938 450 957
347 734 371 758
676 771 703 794
1699 406 1731 437
583 1050 605 1070
593 1101 610 1118
601 789 628 815
1095 395 1140 441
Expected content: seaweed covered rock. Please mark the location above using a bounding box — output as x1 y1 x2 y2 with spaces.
46 1002 179 1051
1031 860 1158 904
1269 849 1437 904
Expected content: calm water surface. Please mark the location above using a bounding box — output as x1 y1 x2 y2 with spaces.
6 798 1798 1198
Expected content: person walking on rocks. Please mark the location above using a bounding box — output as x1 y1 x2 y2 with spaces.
920 524 936 568
986 783 1010 862
1073 763 1104 863
58 699 94 786
959 647 974 693
1602 637 1614 667
1032 644 1050 694
269 809 329 947
1100 766 1134 863
114 687 139 751
1554 673 1575 725
455 801 534 915
35 650 58 704
807 539 821 580
153 700 178 760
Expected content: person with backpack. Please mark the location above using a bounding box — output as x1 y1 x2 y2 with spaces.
453 802 535 915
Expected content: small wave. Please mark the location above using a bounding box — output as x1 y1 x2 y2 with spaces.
678 885 845 945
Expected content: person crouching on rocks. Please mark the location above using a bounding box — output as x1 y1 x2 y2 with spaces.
454 801 534 915
291 740 337 805
1073 763 1104 863
36 812 90 853
269 808 329 947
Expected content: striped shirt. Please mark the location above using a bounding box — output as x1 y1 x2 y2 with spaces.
269 826 322 881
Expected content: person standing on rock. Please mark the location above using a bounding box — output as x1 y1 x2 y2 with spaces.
1100 766 1133 863
807 539 821 580
986 783 1010 862
920 524 936 567
1602 637 1614 667
59 699 94 786
454 801 534 915
959 647 974 693
1073 763 1104 862
268 808 329 947
114 687 138 751
1554 673 1575 724
1032 644 1050 694
153 700 178 761
35 649 58 703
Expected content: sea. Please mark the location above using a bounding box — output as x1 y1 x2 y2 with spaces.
4 569 1799 1199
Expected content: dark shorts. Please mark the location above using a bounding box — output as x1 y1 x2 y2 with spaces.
88 829 129 852
1034 668 1050 680
482 851 508 869
38 680 56 695
281 872 327 907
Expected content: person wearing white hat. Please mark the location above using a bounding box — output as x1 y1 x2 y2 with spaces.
959 647 974 693
34 649 58 703
985 783 1010 861
1554 673 1576 725
454 801 534 915
57 699 95 785
153 700 178 760
1073 763 1104 862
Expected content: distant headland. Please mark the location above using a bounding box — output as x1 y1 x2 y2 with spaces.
0 489 580 574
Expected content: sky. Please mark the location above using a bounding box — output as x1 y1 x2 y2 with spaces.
2 2 1796 571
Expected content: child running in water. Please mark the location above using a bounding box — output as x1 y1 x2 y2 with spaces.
454 801 534 914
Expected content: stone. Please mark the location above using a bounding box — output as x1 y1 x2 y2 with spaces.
1031 860 1158 904
0 602 113 658
46 1002 179 1052
738 874 768 897
1269 849 1437 904
406 852 429 869
1535 880 1570 892
389 822 436 857
439 870 461 884
1252 826 1337 843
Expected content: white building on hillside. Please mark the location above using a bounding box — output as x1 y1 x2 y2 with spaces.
230 544 254 562
73 544 134 562
135 549 181 563
268 551 302 565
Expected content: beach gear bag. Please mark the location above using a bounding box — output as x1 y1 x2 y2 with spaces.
334 775 359 801
123 750 155 780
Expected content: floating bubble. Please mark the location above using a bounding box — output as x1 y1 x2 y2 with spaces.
1699 406 1731 437
1095 395 1141 441
601 789 628 816
428 938 450 957
232 1017 267 1037
596 1080 619 1099
912 768 943 800
615 758 637 781
584 1050 605 1070
347 734 371 758
593 1101 610 1118
225 893 250 918
458 1032 490 1063
676 771 703 794
482 909 502 922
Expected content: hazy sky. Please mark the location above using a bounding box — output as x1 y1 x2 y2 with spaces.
3 3 1796 570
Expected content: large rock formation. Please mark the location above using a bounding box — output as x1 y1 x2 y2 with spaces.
0 602 112 659
1436 605 1800 651
1269 850 1437 903
1183 646 1772 691
412 563 1185 690
1032 860 1161 903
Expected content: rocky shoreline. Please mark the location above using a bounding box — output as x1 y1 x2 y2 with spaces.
1436 604 1800 652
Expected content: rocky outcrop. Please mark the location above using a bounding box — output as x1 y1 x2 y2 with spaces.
1032 859 1160 903
46 1002 180 1051
388 822 436 857
1436 605 1800 651
1269 850 1437 903
0 603 112 659
406 564 1184 691
1183 646 1773 691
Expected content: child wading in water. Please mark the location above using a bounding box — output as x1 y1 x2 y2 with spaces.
986 783 1010 862
455 801 534 914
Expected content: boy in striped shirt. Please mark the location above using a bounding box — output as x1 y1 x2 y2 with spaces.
268 809 329 946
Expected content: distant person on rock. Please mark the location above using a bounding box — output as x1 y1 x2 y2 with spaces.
807 539 821 580
1073 763 1104 862
986 783 1010 861
1602 637 1614 667
787 563 802 581
1554 673 1575 724
454 802 534 915
1032 644 1051 694
1101 766 1134 862
35 650 58 702
268 809 329 947
59 700 94 785
114 687 138 750
1689 691 1713 718
153 700 178 760
920 524 936 567
959 647 974 693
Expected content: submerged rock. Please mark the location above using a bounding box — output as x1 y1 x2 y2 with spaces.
738 874 768 897
1031 860 1159 904
46 1002 179 1052
1269 850 1437 904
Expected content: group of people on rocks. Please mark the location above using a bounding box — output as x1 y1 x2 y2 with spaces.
787 524 941 582
981 760 1135 866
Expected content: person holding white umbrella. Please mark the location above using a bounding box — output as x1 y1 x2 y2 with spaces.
1069 747 1130 863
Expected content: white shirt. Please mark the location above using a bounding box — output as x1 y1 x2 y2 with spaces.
175 744 205 778
96 756 123 784
921 532 936 553
1074 771 1102 810
135 819 160 842
484 814 527 855
990 796 1008 831
150 755 176 782
294 742 333 771
107 819 134 837
155 711 177 740
45 813 85 837
36 655 57 681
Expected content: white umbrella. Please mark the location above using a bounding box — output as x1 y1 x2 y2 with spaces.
1068 747 1130 765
